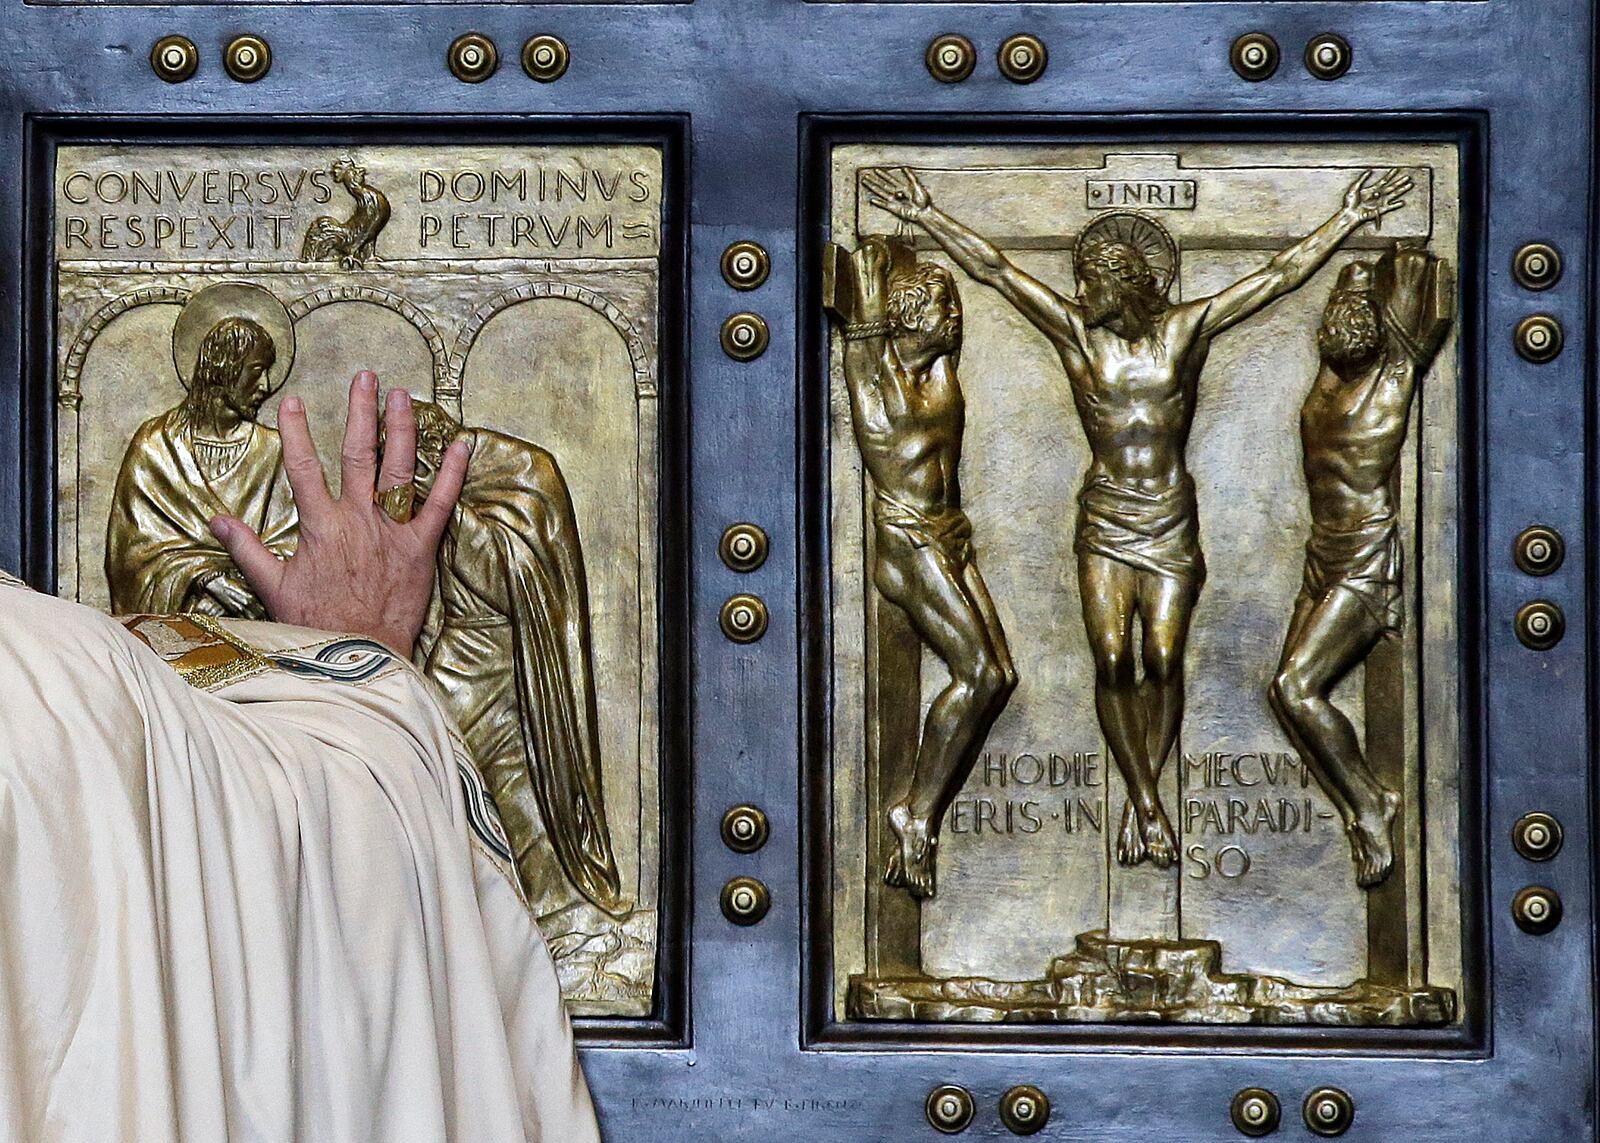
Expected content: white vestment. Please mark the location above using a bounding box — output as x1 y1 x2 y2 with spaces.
0 573 601 1142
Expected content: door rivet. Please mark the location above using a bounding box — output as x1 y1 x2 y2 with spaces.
720 312 770 361
720 523 769 573
998 34 1049 84
151 36 199 83
1304 34 1352 80
1513 243 1563 291
721 805 770 855
720 593 769 643
1513 885 1563 934
1515 599 1564 650
1513 525 1565 576
1231 33 1280 82
720 876 770 925
925 1085 975 1134
1302 1087 1354 1136
999 1085 1050 1135
1512 812 1563 863
926 34 977 84
721 241 772 291
522 35 569 83
448 33 499 83
1515 314 1563 363
1231 1088 1282 1136
223 35 271 84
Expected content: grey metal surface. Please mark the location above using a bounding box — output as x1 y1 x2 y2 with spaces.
0 0 1593 1139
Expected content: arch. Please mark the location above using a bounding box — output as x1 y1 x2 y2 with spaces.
60 285 192 407
288 285 449 390
447 282 654 400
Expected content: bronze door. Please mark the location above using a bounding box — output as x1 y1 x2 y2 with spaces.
0 0 1595 1138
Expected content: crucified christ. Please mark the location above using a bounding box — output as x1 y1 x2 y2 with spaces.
864 165 1413 868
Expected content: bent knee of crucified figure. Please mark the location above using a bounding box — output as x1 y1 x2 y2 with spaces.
1269 591 1401 887
878 546 1015 900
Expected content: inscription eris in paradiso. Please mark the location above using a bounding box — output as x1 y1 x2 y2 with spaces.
824 144 1463 1026
54 144 665 1018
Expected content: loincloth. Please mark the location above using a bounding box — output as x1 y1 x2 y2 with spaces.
1299 511 1403 632
1075 472 1206 592
874 491 975 568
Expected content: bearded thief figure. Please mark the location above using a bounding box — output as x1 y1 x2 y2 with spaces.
864 166 1414 869
1271 245 1453 889
107 286 299 618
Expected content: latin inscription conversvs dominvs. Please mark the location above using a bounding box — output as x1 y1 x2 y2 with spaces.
827 143 1464 1026
54 144 665 1018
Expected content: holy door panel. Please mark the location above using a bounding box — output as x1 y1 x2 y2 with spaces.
825 141 1463 1027
52 142 665 1018
2 0 1596 1137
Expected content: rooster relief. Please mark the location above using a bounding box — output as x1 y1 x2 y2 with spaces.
300 158 391 269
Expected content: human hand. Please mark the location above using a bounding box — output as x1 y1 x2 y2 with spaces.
203 571 266 620
852 236 894 320
208 371 469 657
1342 169 1414 225
862 167 933 223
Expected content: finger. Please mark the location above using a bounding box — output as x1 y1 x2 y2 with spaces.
907 168 928 193
415 438 470 540
1355 169 1375 192
340 371 381 497
276 395 333 515
378 388 418 494
861 170 891 192
209 516 286 607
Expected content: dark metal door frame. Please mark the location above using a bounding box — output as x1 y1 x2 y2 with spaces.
1 1 1593 1138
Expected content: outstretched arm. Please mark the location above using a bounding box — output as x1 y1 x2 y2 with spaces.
861 167 1078 344
1191 169 1413 339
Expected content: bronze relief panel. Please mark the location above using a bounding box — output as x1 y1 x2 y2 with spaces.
825 142 1462 1026
54 142 665 1018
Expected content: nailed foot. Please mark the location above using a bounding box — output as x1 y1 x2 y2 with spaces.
1116 800 1178 869
885 802 937 899
1348 787 1401 888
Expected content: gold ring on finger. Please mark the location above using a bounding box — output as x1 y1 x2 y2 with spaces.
374 482 416 524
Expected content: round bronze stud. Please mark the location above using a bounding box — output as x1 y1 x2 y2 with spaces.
1512 243 1563 291
720 312 770 361
925 34 977 84
449 33 499 84
1302 1087 1354 1137
719 523 769 573
998 1085 1050 1135
1231 33 1281 82
1231 1088 1282 1136
522 35 569 83
1512 812 1564 863
721 241 771 291
1304 34 1352 81
998 34 1049 84
223 35 271 83
151 35 199 84
1515 314 1563 363
720 805 770 855
1513 525 1565 577
720 875 770 926
925 1085 976 1135
720 593 769 644
1515 599 1565 651
1513 885 1563 935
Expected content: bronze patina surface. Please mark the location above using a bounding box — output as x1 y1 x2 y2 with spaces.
827 142 1462 1026
55 142 665 1017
